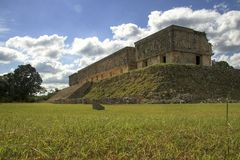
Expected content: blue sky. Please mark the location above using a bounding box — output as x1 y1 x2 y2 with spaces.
0 0 240 90
1 0 239 42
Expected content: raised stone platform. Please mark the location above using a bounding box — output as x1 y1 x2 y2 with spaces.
49 64 240 104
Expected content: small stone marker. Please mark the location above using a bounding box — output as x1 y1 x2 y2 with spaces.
92 101 105 110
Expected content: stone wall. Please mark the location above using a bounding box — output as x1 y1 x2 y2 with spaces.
135 25 212 68
69 47 136 86
69 25 213 87
135 27 172 63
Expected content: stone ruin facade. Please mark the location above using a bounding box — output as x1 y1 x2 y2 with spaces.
69 47 136 86
69 25 213 86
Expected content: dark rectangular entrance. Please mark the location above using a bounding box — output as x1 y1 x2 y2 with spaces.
161 56 166 63
196 56 201 65
163 56 166 63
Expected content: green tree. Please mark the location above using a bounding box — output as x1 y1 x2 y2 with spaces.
213 61 234 70
0 76 8 97
12 64 43 100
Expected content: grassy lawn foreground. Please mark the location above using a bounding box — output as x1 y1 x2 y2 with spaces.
0 103 240 159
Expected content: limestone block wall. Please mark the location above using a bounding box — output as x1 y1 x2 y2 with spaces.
69 47 136 86
167 52 195 64
69 25 213 87
135 25 212 68
173 28 212 55
69 73 78 87
202 55 212 66
135 27 172 63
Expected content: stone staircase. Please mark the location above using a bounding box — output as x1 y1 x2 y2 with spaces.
47 82 92 103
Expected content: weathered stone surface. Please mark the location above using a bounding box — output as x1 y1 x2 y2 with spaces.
68 82 92 99
92 101 105 110
47 82 92 102
50 25 214 103
69 25 212 88
135 25 212 68
69 47 136 86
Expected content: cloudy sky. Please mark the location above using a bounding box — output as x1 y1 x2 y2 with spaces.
0 0 240 90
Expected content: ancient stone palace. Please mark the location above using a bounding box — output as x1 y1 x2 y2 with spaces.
69 25 213 86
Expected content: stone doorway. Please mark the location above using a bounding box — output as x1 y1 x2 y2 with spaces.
161 55 166 63
196 56 201 65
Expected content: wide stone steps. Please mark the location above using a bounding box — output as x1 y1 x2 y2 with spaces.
47 82 92 103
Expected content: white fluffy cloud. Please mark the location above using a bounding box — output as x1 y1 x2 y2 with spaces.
147 8 221 33
6 34 67 59
70 37 130 57
1 35 74 90
1 7 240 90
110 23 147 41
0 47 24 63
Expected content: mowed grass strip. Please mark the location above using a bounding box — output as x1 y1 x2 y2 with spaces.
0 103 240 159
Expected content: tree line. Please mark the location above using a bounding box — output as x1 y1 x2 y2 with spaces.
0 64 45 102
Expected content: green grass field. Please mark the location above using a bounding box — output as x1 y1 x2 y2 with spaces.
0 103 240 159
